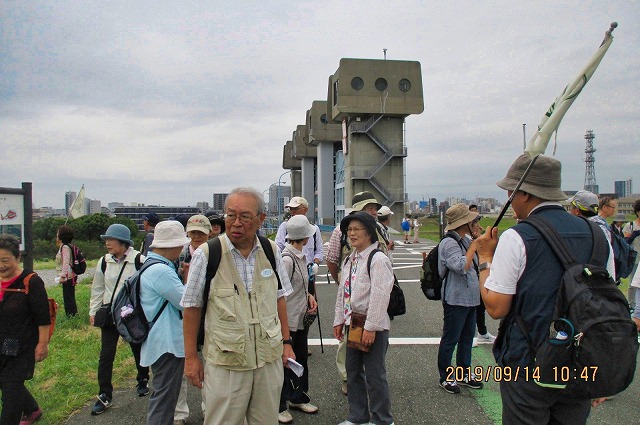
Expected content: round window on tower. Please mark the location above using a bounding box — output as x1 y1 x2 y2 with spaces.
399 79 411 92
351 77 364 90
375 78 388 91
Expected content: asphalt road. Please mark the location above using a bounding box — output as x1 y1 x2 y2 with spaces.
65 238 640 425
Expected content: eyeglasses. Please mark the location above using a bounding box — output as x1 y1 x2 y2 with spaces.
224 213 258 224
347 227 366 233
603 204 616 209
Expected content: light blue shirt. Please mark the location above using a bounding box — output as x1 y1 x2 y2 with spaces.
140 252 186 367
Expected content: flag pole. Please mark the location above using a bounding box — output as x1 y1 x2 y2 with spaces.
492 154 540 229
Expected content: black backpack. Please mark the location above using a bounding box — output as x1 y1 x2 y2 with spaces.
112 259 168 344
517 216 638 398
368 249 406 319
609 225 637 279
419 233 464 300
63 243 87 275
198 236 281 346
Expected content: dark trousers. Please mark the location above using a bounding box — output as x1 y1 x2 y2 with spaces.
279 328 310 411
500 378 591 425
0 379 38 425
437 303 476 382
147 353 185 425
346 329 393 425
98 323 148 398
61 278 77 317
476 298 487 335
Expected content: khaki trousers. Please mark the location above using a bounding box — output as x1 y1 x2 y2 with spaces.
203 359 283 425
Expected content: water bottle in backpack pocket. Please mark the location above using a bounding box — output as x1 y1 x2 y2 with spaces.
534 319 575 388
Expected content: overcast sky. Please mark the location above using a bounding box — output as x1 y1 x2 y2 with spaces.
2 1 638 209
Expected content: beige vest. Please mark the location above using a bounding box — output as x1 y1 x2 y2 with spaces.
202 235 283 370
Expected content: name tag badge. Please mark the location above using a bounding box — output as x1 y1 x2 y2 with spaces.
261 268 273 278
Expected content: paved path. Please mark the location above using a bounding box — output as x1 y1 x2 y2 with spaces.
64 238 640 424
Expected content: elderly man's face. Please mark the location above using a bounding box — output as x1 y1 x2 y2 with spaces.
224 193 265 250
362 204 379 218
288 205 308 216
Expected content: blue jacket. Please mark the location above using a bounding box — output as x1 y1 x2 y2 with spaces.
139 253 185 367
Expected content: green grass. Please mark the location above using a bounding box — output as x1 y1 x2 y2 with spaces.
33 259 100 271
418 216 518 242
25 277 139 424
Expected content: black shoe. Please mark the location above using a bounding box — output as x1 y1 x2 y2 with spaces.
439 380 460 394
91 393 112 415
459 374 484 389
137 379 149 397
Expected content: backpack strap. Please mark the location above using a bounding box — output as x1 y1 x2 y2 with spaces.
366 248 383 277
1 272 36 294
135 253 142 270
258 235 282 290
136 259 169 323
203 237 223 310
282 252 297 282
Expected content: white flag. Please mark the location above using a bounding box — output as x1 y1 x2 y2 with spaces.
68 185 86 218
525 24 616 157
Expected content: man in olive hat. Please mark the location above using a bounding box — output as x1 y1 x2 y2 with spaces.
475 154 614 424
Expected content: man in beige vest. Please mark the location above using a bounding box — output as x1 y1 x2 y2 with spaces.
181 187 295 425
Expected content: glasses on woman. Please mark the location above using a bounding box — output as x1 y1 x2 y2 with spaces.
347 227 366 233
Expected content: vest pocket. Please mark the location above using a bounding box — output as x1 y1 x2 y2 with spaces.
210 322 246 367
260 313 284 360
213 287 237 321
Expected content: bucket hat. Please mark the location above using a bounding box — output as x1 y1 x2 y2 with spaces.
149 221 191 249
186 215 212 234
351 191 382 211
285 215 316 241
100 224 134 245
285 197 309 209
567 190 599 215
340 211 378 245
496 154 566 201
445 203 479 232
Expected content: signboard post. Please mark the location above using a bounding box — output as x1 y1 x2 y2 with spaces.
0 183 33 271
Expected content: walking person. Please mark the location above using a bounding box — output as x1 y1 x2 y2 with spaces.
55 225 78 317
89 224 149 415
623 199 640 310
334 211 395 425
0 235 51 425
412 216 420 244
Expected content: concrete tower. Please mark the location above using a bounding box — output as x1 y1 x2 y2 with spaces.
583 130 599 194
326 58 424 227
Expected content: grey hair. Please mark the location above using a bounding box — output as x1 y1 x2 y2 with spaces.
225 187 265 214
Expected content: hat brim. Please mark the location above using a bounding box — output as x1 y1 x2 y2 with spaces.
352 200 382 212
286 226 316 241
444 211 479 232
496 176 566 201
100 234 134 246
186 224 212 234
149 235 191 249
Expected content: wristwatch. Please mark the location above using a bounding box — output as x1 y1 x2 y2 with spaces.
479 262 491 272
283 338 293 345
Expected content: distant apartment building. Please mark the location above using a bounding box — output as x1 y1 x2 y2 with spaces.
196 201 210 213
87 199 101 215
113 206 199 230
212 193 229 213
614 179 633 198
64 191 76 214
108 202 124 211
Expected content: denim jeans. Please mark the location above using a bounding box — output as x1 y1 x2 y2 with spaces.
437 303 477 382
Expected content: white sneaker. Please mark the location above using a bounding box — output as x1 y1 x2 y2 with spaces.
472 337 478 347
278 410 293 424
478 332 497 342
